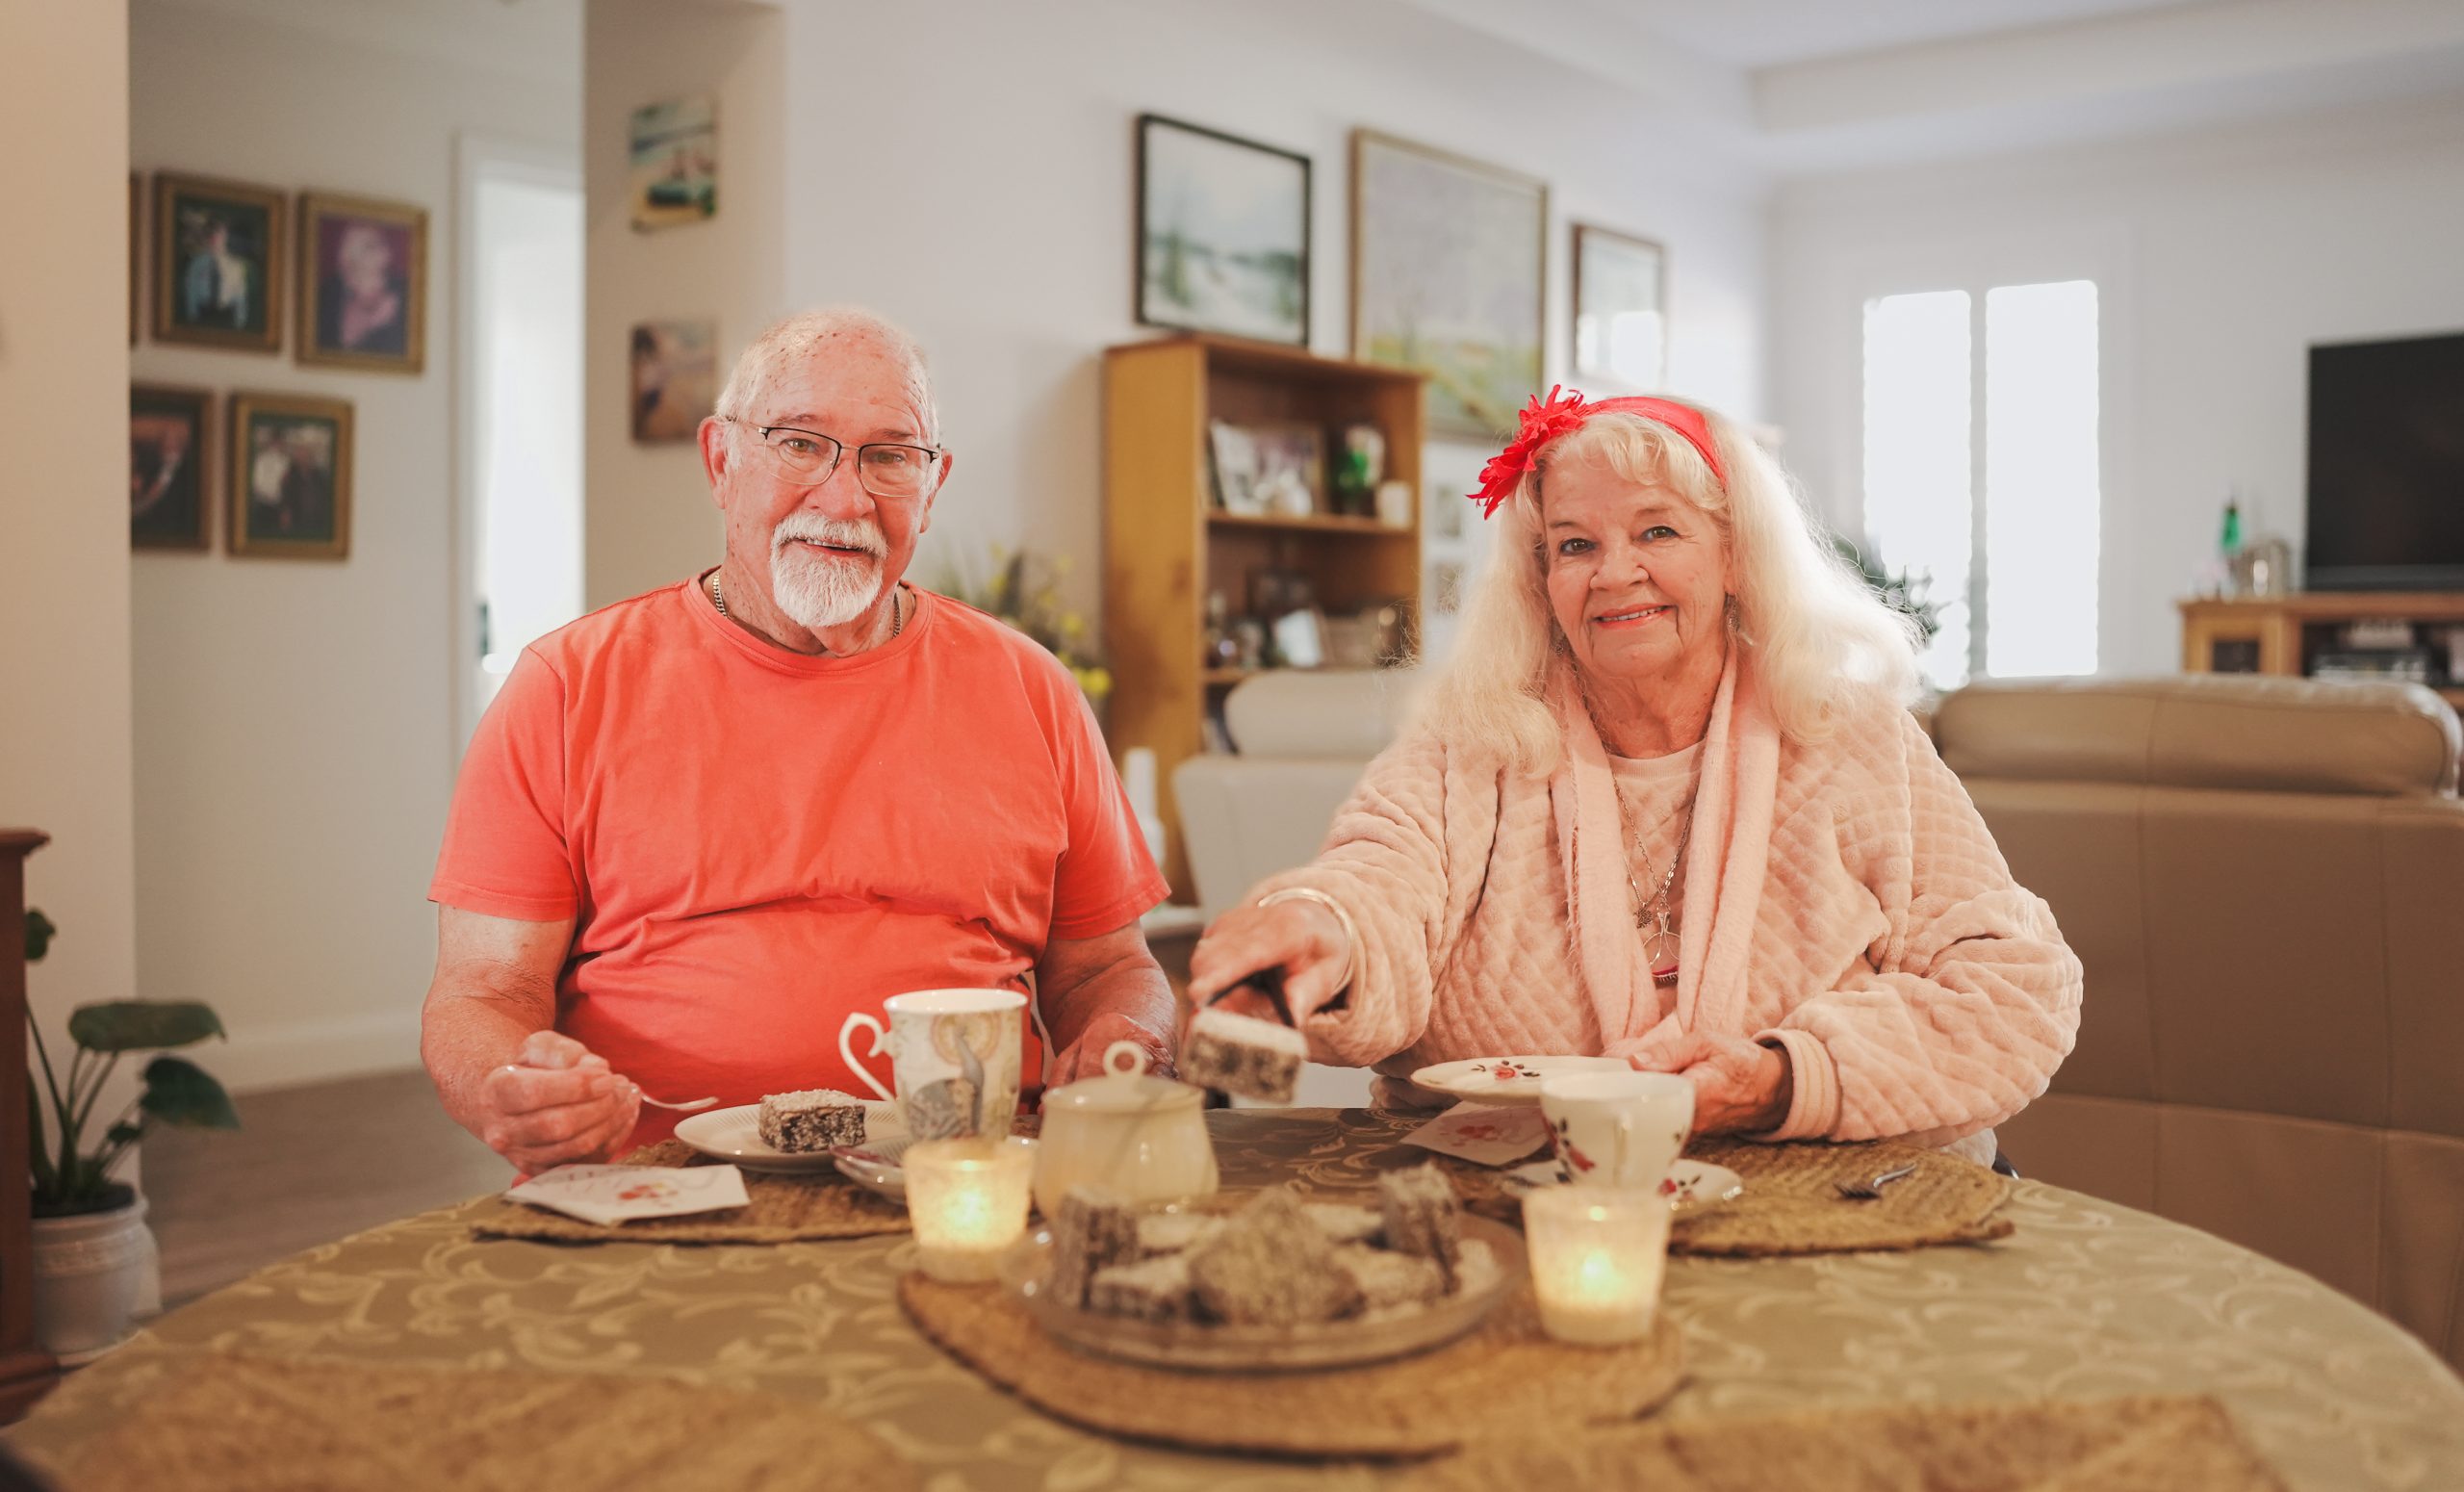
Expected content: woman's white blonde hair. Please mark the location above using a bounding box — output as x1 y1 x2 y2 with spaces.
1422 399 1918 774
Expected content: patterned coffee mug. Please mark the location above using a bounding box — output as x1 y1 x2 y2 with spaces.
1539 1070 1694 1190
837 989 1027 1142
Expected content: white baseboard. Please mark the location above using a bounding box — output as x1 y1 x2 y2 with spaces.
210 1010 425 1095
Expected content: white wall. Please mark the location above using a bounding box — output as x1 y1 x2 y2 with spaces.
582 0 784 610
128 0 578 1091
758 0 1771 620
0 0 137 1110
1771 95 2464 679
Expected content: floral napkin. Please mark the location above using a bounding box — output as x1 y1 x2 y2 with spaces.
505 1162 751 1225
1400 1102 1553 1167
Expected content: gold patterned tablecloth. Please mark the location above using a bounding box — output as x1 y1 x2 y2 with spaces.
13 1110 2464 1491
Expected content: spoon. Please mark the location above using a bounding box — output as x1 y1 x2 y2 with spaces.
634 1093 719 1113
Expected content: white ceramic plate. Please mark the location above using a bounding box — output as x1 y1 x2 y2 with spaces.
1502 1157 1745 1212
829 1129 918 1203
1407 1054 1632 1107
672 1100 906 1175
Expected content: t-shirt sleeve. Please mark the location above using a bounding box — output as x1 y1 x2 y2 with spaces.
429 648 581 922
1044 681 1170 940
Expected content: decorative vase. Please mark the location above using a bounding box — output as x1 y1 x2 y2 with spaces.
32 1192 157 1365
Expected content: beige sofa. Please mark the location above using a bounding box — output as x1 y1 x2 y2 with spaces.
1937 674 2464 1370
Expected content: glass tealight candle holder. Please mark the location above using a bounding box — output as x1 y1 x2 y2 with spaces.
1521 1184 1672 1346
904 1136 1037 1282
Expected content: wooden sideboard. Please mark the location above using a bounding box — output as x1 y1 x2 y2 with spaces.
0 832 57 1419
2179 593 2464 712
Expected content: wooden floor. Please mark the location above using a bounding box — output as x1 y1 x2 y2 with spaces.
143 1068 509 1308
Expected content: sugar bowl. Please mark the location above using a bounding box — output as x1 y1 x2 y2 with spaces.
1032 1041 1219 1216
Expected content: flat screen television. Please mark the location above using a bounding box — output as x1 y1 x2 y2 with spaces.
2305 330 2464 591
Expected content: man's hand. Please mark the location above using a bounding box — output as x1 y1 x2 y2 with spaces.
1046 1010 1174 1087
1628 1031 1793 1135
475 1029 642 1173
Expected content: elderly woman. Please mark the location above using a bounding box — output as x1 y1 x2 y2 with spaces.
1190 390 2081 1164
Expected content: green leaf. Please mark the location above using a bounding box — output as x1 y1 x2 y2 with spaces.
24 910 55 964
67 1001 225 1052
139 1055 241 1130
104 1120 142 1146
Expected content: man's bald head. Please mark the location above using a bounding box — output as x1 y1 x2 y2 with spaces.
713 307 940 446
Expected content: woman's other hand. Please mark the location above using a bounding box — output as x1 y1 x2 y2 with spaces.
1628 1031 1792 1134
1187 898 1350 1031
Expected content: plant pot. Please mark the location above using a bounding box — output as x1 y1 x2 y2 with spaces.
32 1193 156 1365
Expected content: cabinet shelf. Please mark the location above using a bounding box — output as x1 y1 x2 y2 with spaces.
1208 511 1413 537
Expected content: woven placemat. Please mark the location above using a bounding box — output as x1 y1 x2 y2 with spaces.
1406 1393 2287 1491
899 1273 1684 1458
469 1139 909 1244
1442 1138 2012 1257
40 1349 918 1492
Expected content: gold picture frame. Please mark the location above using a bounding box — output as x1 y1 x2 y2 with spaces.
153 171 287 352
296 191 428 373
130 383 214 552
227 391 352 560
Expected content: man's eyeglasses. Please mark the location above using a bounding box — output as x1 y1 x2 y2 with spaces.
732 421 944 499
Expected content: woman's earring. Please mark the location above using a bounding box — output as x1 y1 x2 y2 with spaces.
1725 594 1741 630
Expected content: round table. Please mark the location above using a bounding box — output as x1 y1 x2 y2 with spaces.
12 1110 2463 1490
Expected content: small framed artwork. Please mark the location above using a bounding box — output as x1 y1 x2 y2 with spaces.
128 174 141 347
1247 422 1327 517
154 172 286 351
1350 130 1546 440
630 97 717 230
1573 223 1667 392
1135 114 1311 347
228 392 352 559
630 320 718 443
130 384 213 551
1208 420 1262 513
297 192 428 373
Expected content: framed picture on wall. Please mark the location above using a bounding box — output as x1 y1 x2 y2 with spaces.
153 172 286 352
1573 223 1667 392
129 173 141 347
229 392 352 559
629 319 718 443
630 96 717 230
1349 130 1546 441
130 384 213 551
297 192 428 373
1135 114 1311 347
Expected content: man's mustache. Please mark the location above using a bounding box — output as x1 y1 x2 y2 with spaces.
772 517 886 558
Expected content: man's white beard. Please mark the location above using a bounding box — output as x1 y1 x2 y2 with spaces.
770 516 886 630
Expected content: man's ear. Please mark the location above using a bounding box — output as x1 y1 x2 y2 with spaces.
697 417 732 502
917 449 954 534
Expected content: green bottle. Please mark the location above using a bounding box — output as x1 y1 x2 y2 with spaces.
2220 497 2243 556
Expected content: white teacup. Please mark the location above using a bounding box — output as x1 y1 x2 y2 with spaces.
838 989 1027 1142
1539 1070 1695 1190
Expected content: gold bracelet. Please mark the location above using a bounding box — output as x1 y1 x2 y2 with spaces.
1257 887 1358 998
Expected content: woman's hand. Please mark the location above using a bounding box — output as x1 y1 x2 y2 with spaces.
1628 1032 1793 1135
1187 899 1350 1031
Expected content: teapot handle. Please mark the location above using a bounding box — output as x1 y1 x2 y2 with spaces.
1102 1040 1146 1077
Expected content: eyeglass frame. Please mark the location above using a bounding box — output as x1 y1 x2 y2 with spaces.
721 417 947 497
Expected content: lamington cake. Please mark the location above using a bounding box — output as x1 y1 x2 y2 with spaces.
1376 1163 1466 1289
1048 1187 1142 1307
1182 1006 1308 1104
1135 1211 1224 1256
756 1088 867 1153
1332 1244 1447 1313
1302 1202 1383 1248
1188 1189 1365 1325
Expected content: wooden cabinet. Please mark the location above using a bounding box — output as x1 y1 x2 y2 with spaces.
2180 593 2464 710
1102 336 1424 898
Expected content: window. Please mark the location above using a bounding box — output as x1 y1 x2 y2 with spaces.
1861 279 2099 688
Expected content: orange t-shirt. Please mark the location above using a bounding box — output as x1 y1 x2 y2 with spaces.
429 579 1168 1149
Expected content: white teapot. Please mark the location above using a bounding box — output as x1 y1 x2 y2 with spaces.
1032 1041 1219 1217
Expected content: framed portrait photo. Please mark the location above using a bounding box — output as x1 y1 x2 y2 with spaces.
228 392 352 559
629 319 718 443
1135 114 1311 347
1573 223 1667 392
130 384 213 551
297 192 428 373
1350 130 1546 441
153 172 286 352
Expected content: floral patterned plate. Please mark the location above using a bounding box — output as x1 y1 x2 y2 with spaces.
1406 1055 1631 1107
673 1100 907 1178
1502 1158 1745 1212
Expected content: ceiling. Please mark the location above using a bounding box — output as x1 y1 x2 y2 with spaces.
1619 0 2214 69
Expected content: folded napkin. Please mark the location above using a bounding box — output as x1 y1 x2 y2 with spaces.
1401 1102 1552 1167
504 1162 750 1225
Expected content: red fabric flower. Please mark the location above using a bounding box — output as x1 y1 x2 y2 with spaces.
1469 385 1588 518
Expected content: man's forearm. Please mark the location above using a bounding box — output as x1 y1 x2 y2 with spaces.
422 983 551 1138
1042 953 1178 1062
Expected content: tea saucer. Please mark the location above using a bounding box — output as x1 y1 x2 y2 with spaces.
829 1130 918 1203
1502 1158 1745 1211
1407 1055 1631 1107
673 1100 906 1176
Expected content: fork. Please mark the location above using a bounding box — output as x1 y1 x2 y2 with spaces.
1835 1162 1918 1200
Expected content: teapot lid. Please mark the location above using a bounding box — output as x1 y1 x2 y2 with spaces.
1045 1041 1203 1115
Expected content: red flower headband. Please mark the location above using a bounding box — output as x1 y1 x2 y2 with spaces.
1468 386 1727 518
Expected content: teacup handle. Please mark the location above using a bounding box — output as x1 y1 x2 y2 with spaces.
836 1013 897 1102
1103 1040 1146 1076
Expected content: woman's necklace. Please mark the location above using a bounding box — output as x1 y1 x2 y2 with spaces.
1630 810 1692 988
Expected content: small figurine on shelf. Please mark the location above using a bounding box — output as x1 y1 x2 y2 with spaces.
1204 591 1242 670
1333 424 1385 518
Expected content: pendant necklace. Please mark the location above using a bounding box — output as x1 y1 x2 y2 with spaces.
1629 810 1692 988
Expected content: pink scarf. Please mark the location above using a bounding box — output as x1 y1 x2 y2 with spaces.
1550 650 1782 1055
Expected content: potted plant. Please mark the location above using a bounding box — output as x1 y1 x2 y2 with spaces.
22 909 238 1363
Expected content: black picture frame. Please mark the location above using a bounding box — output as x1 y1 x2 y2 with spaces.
1135 114 1311 347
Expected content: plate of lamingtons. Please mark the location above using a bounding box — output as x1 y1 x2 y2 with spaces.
1004 1164 1521 1372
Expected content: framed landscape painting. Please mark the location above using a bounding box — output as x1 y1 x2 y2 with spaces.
228 392 352 559
630 97 716 230
130 384 213 551
154 172 286 352
1350 130 1545 440
1136 114 1310 347
1573 223 1667 392
297 192 428 373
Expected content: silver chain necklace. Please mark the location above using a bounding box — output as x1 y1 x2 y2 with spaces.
709 571 902 639
1627 801 1693 988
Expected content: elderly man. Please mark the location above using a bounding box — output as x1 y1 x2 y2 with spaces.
423 308 1175 1173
